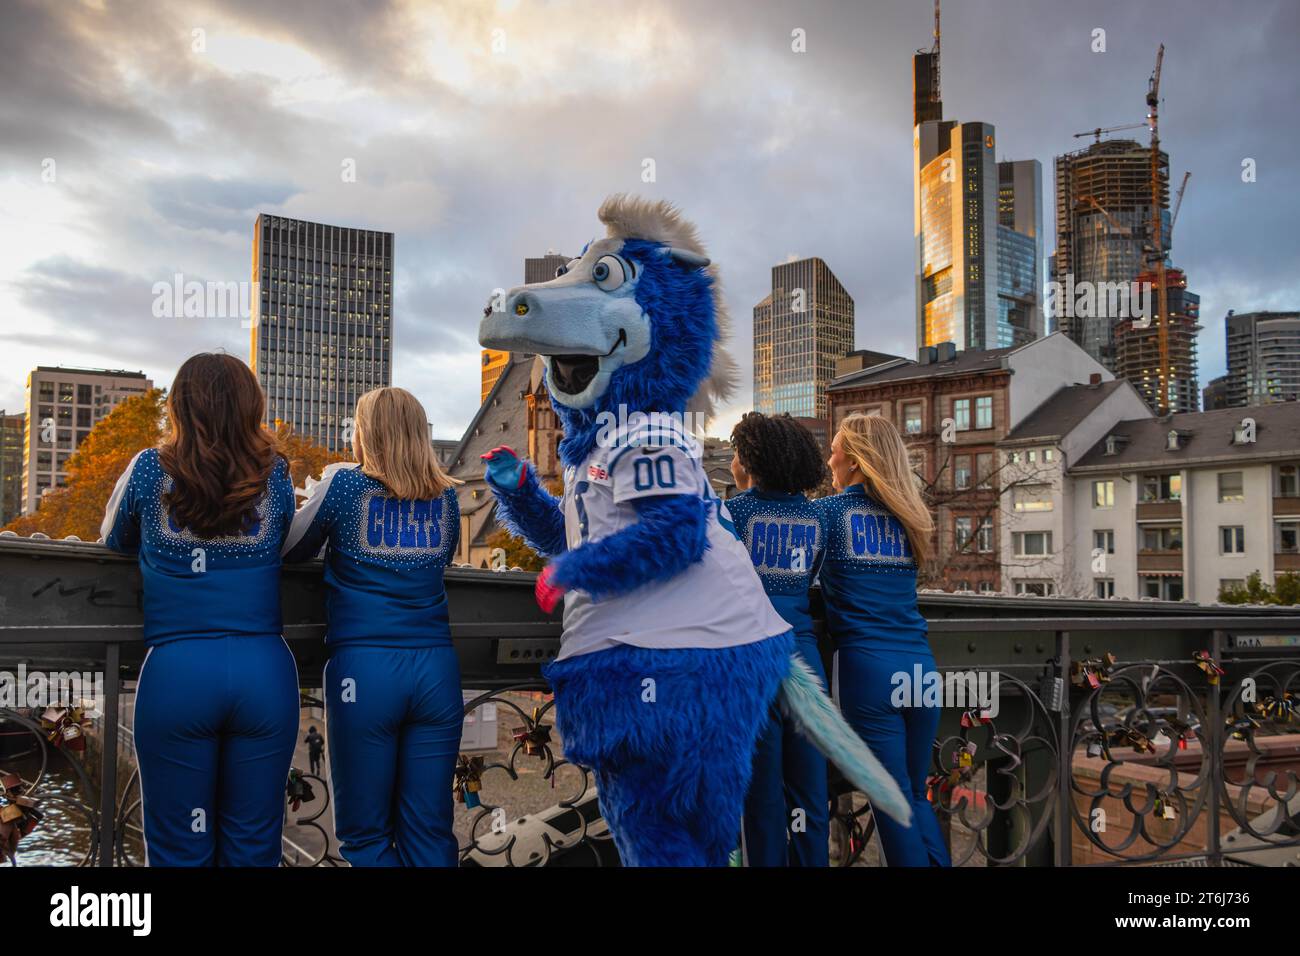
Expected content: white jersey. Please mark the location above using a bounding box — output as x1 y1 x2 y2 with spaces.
555 418 792 661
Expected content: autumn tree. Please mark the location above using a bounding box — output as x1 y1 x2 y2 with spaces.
273 422 349 491
3 389 167 541
2 395 345 540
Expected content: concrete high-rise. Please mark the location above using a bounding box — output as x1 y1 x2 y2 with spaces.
20 366 152 514
1113 267 1201 413
1224 310 1300 407
753 257 854 420
0 411 24 525
250 214 393 452
1052 138 1170 369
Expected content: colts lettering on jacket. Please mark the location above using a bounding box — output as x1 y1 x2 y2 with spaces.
848 511 911 558
366 497 443 549
749 521 818 571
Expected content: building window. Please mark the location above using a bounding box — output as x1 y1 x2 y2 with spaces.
976 452 993 487
1094 579 1115 598
1278 464 1298 497
954 454 971 490
1141 575 1184 601
1015 579 1055 596
954 580 970 592
1278 521 1299 554
1013 531 1052 556
1026 449 1037 464
1043 448 1055 462
903 402 923 435
1012 484 1052 512
1220 526 1245 555
954 516 973 551
953 398 971 431
1141 473 1182 502
1094 529 1115 554
1220 578 1245 593
1009 451 1020 464
1217 472 1244 503
976 517 993 553
1141 525 1182 552
1092 480 1114 508
975 396 993 429
977 581 996 594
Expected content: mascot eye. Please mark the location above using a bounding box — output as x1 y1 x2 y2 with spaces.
554 265 567 277
592 255 629 292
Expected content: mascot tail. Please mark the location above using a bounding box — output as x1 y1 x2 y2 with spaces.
779 653 914 828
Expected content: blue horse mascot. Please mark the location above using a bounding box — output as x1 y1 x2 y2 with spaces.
478 194 911 866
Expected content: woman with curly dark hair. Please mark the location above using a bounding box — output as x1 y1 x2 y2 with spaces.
101 353 298 866
726 412 831 866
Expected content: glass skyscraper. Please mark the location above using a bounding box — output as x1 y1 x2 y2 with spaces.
250 214 393 452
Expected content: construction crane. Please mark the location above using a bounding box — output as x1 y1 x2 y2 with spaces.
1170 171 1191 235
1147 44 1171 415
1073 122 1147 144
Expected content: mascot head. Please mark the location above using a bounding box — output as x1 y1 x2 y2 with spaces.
478 195 737 461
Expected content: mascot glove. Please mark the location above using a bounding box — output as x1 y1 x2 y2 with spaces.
481 445 527 490
535 564 567 614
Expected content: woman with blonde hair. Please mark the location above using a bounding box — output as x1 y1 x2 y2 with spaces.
813 413 951 866
283 387 464 866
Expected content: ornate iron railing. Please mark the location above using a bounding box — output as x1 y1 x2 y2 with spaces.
2 535 1297 867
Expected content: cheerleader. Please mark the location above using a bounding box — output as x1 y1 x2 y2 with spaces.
101 353 298 866
282 387 463 867
726 412 830 867
814 413 951 866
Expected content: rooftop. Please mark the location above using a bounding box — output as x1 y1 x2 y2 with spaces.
1002 380 1131 443
1073 401 1300 471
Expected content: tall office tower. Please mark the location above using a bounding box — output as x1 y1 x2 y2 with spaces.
912 7 1041 353
1224 310 1300 406
996 160 1045 347
250 214 393 452
20 367 152 514
1053 138 1170 369
1203 375 1230 411
482 252 572 402
752 257 854 419
1114 267 1200 413
0 411 25 525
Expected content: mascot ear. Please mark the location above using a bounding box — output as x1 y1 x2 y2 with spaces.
662 247 711 269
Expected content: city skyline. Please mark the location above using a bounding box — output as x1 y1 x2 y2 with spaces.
2 0 1297 441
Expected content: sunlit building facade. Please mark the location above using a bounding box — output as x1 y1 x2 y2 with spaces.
753 257 854 420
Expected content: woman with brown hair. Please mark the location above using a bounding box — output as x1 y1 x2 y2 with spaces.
282 387 464 866
813 413 951 866
101 353 299 866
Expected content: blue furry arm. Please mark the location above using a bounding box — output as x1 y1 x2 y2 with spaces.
489 463 568 558
548 493 708 600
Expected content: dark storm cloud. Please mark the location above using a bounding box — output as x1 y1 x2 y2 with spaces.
2 0 1296 430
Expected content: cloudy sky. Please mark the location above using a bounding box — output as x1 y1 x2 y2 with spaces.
1 0 1296 439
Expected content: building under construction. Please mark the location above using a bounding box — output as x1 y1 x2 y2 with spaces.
1113 267 1201 413
1053 138 1170 369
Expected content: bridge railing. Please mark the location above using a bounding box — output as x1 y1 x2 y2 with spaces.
2 535 1297 867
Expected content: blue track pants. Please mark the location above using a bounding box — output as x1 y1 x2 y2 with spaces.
324 644 463 867
133 635 299 866
742 634 829 866
835 644 951 866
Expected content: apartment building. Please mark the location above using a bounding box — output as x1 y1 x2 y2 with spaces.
1069 403 1300 602
825 332 1112 590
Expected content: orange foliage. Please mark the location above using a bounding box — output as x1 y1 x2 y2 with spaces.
3 392 346 540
